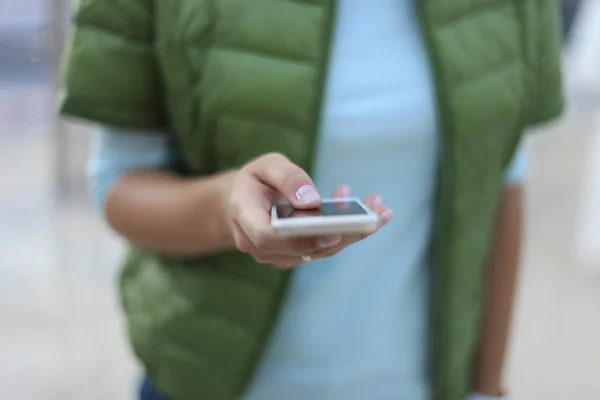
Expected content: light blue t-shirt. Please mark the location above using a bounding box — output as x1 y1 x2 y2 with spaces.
89 1 525 399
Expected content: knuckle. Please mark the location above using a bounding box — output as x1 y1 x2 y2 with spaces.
237 240 254 254
265 153 304 182
275 261 297 270
282 169 304 189
234 233 254 254
252 231 273 252
229 197 242 218
245 153 288 175
253 254 270 264
263 152 289 164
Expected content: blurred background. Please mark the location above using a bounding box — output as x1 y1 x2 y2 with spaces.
1 1 599 399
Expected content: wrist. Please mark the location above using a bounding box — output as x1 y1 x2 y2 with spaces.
215 169 238 247
189 169 238 249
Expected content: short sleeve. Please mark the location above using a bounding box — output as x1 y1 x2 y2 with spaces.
88 124 172 209
526 0 565 125
59 0 166 129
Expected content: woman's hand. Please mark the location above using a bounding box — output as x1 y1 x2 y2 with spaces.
226 153 393 269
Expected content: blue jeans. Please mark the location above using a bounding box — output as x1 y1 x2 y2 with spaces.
140 378 170 400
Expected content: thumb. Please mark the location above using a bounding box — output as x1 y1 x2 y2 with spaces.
247 153 321 209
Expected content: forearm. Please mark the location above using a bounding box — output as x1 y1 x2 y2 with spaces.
105 169 236 258
473 184 524 395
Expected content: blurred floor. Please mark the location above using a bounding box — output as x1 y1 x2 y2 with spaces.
1 5 600 400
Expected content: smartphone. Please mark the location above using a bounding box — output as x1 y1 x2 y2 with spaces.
270 197 379 237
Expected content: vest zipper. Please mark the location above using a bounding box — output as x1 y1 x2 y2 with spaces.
413 1 455 400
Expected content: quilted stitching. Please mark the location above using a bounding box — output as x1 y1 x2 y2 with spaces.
59 0 564 399
434 2 522 86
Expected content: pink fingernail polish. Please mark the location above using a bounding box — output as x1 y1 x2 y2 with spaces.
340 185 350 197
380 209 393 224
296 185 320 205
372 196 383 209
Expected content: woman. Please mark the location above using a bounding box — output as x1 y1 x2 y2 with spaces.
60 0 564 399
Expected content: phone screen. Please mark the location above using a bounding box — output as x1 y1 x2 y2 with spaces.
275 200 368 219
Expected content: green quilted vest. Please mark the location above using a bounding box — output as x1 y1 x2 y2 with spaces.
59 1 564 399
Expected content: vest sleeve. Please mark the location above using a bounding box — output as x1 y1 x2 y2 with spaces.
527 0 565 126
58 0 166 129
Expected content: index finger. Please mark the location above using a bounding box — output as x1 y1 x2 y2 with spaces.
248 153 321 209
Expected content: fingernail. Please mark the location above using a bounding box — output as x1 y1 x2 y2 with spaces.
296 185 320 205
339 185 350 197
372 196 383 209
380 209 393 225
317 235 342 248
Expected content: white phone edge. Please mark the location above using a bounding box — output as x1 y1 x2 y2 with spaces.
270 197 379 237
